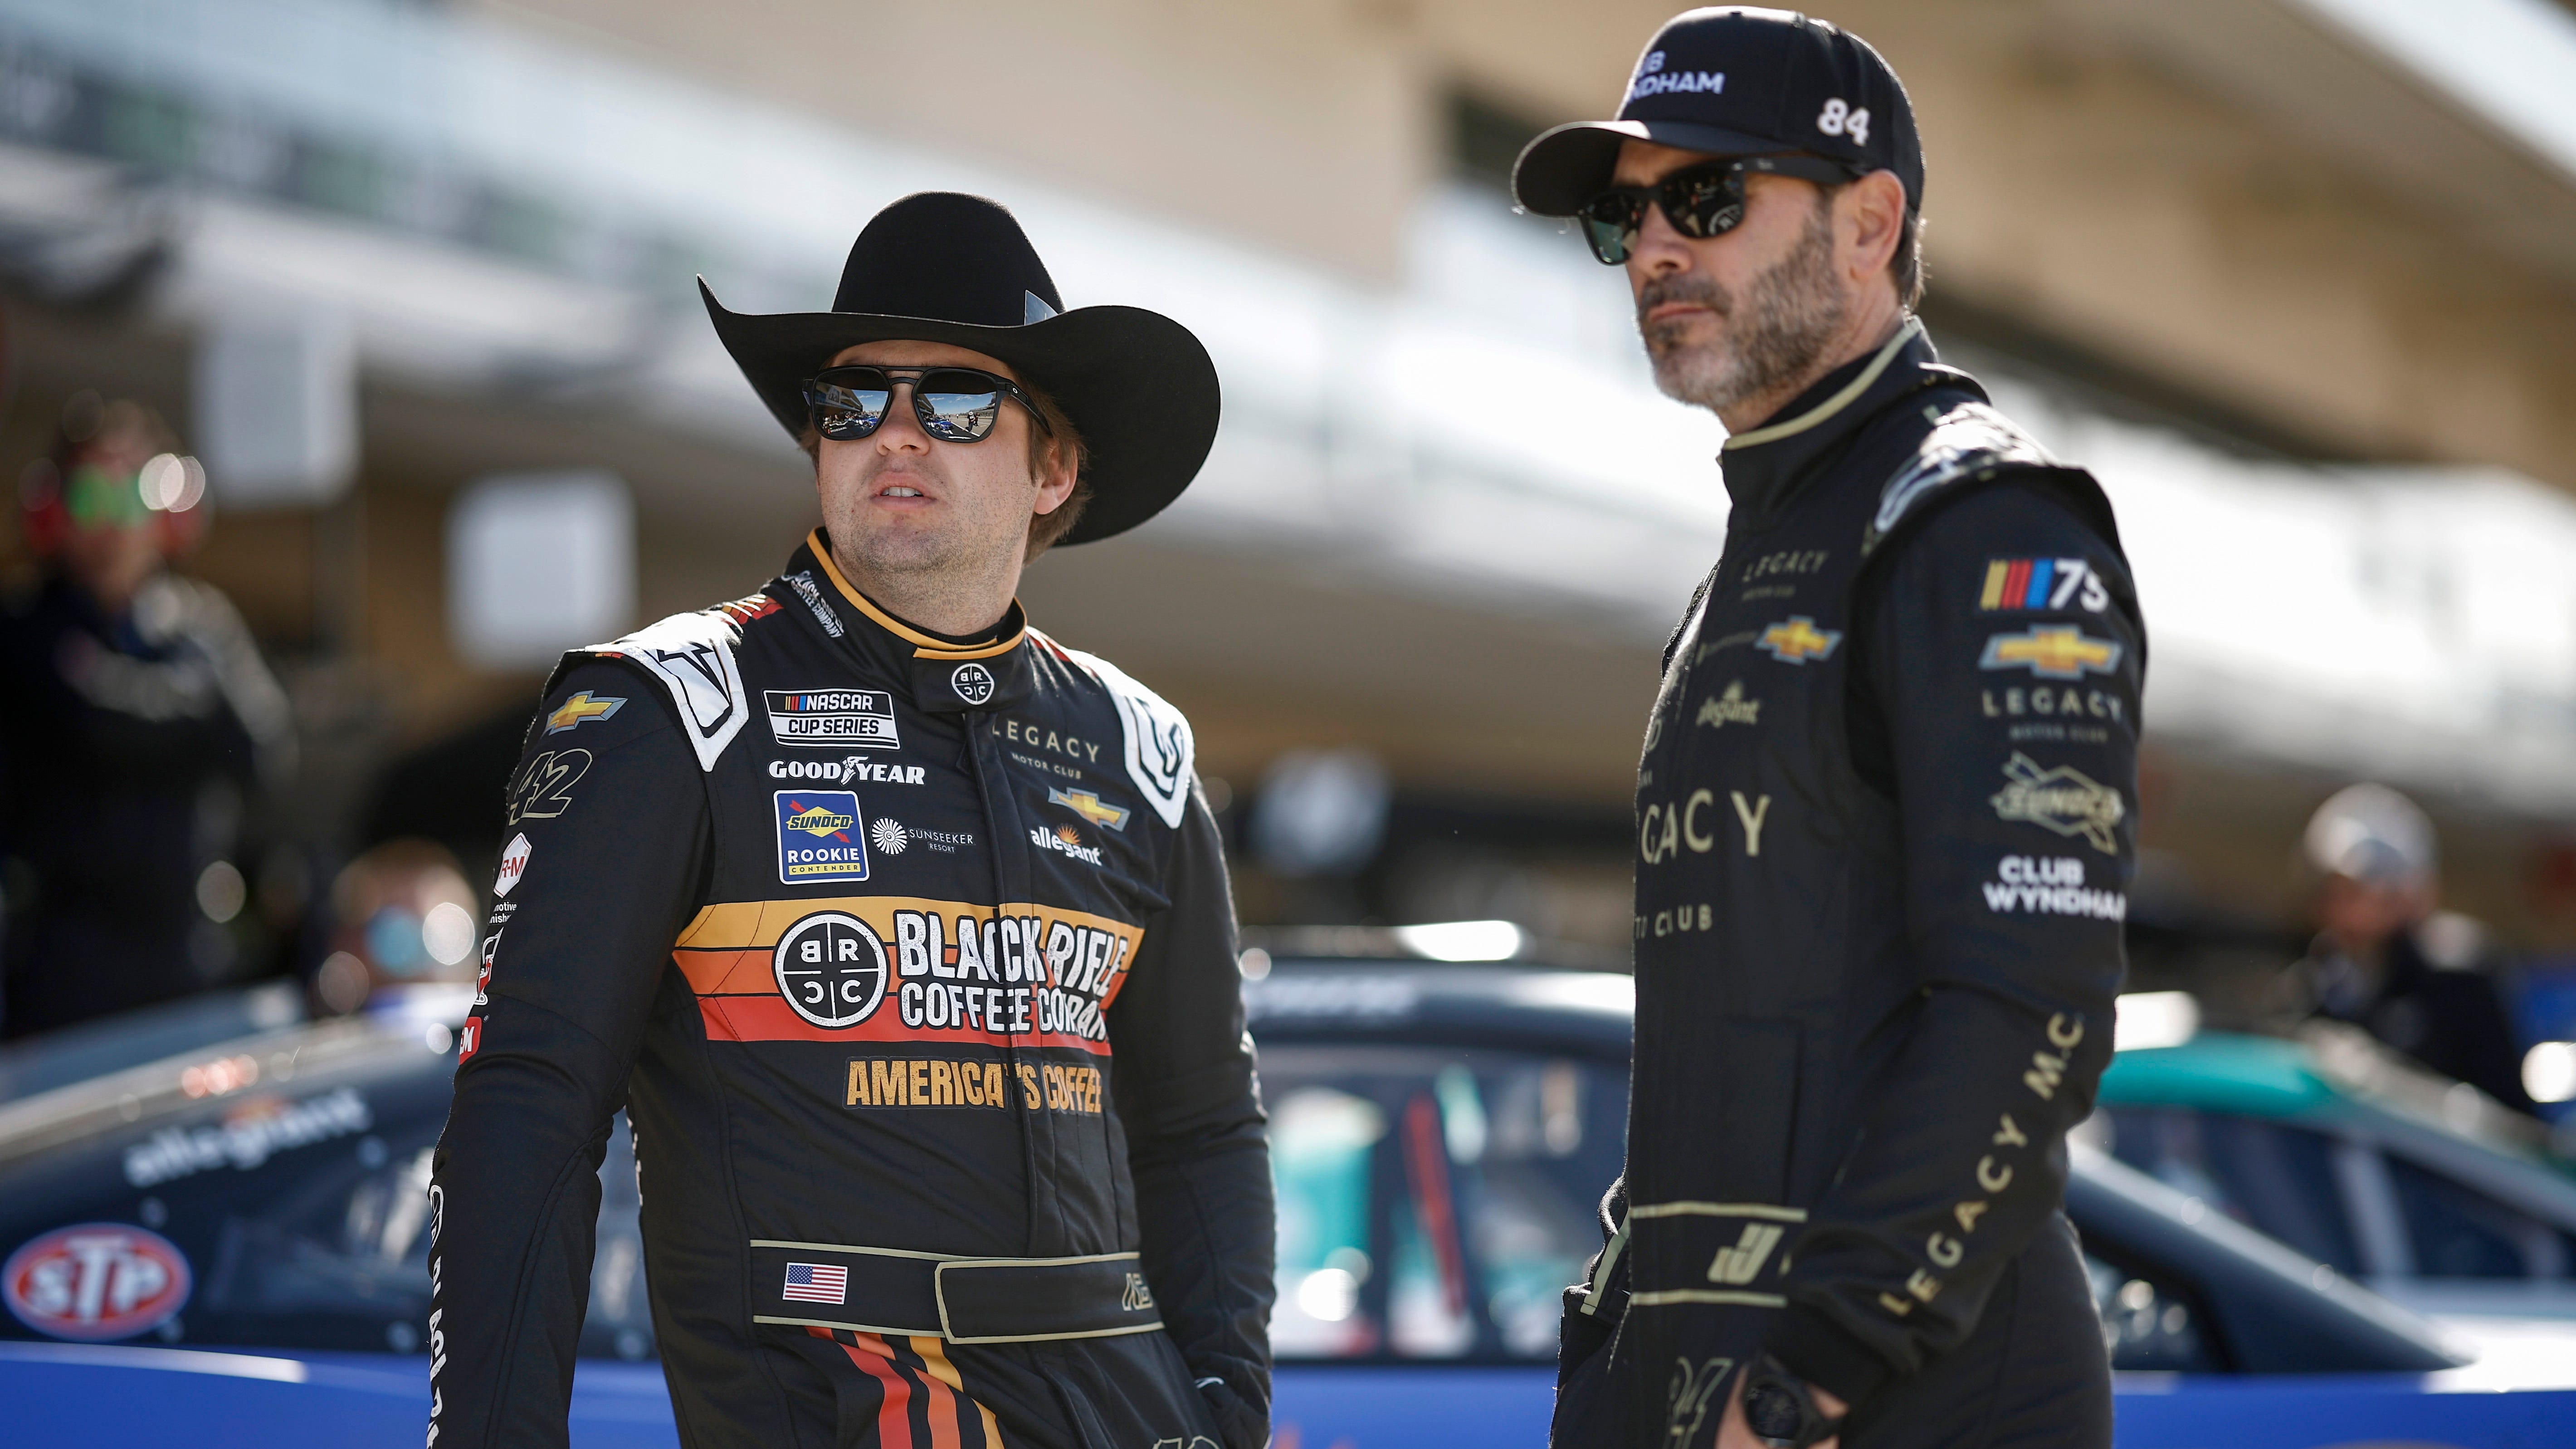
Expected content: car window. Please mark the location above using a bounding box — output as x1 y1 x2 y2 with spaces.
2383 1155 2574 1281
0 1034 651 1359
1261 1043 1626 1362
2102 1107 2364 1275
2083 1253 2220 1373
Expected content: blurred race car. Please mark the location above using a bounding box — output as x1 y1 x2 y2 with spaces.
2093 1010 2576 1383
0 956 2571 1448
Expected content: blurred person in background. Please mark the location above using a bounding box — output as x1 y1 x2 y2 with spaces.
429 194 1272 1449
0 393 293 1039
1515 11 2138 1449
2293 782 2536 1115
309 839 480 1017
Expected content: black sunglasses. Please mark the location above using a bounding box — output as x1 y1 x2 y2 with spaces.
803 365 1053 444
1576 155 1862 265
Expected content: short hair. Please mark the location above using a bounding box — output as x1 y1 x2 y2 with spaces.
1015 381 1091 561
1817 177 1926 313
795 371 1093 562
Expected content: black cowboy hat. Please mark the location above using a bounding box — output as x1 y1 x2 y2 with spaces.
701 191 1220 546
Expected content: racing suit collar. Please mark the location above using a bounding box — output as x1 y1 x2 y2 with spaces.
1716 317 1974 526
791 529 1035 713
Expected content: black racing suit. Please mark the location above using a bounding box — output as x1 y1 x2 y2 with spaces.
429 532 1273 1449
1556 321 2141 1449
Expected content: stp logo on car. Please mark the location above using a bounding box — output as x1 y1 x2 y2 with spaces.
4 1223 192 1341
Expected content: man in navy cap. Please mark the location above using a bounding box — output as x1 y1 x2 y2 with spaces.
1519 11 2141 1449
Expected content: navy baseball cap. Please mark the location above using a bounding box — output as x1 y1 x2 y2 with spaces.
1513 8 1923 218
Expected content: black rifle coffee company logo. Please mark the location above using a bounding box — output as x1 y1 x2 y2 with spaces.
772 912 890 1028
951 663 997 706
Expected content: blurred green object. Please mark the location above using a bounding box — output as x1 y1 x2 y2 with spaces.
63 463 149 528
2100 1034 2337 1118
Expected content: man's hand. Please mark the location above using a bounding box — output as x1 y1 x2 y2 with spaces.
1714 1366 1846 1449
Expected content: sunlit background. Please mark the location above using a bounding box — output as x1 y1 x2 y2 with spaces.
1 0 2574 1098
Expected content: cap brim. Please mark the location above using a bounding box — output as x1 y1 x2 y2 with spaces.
700 280 1220 546
1511 119 1800 216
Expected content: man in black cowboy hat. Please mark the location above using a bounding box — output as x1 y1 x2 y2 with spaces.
429 192 1272 1449
1518 11 2139 1449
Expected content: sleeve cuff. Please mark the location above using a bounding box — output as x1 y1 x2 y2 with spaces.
1764 1304 1893 1408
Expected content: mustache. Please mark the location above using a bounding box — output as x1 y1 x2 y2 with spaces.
856 457 949 493
1638 272 1733 330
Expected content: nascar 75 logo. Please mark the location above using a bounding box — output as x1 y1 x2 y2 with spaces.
1979 557 2108 613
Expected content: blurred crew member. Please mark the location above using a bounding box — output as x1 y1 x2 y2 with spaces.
429 195 1272 1449
2295 783 2535 1114
0 395 291 1038
1516 13 2142 1448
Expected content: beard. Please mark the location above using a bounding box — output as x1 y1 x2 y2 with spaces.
1639 197 1848 415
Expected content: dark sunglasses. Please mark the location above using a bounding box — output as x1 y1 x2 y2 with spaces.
803 365 1053 444
1576 155 1862 265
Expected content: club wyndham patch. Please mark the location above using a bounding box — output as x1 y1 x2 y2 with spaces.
776 790 869 883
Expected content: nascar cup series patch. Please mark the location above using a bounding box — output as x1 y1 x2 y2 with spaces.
776 790 869 884
766 688 898 750
4 1223 192 1341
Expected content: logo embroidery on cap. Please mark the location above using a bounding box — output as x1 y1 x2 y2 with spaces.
1628 54 1725 101
1817 98 1871 146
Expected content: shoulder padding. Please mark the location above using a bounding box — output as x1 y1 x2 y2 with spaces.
1863 401 2082 556
572 597 767 772
1055 641 1196 829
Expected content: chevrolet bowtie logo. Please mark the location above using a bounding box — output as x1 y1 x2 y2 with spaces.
1979 625 2121 680
545 691 626 734
1756 616 1843 665
1048 786 1132 833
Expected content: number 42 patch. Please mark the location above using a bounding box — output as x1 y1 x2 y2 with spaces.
1979 558 2109 614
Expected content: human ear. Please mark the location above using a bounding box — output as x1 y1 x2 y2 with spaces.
1031 440 1079 517
1840 170 1906 286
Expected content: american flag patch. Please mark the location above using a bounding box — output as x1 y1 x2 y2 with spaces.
781 1262 848 1305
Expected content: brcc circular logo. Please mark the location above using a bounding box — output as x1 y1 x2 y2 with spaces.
951 662 997 706
772 912 890 1029
4 1223 192 1341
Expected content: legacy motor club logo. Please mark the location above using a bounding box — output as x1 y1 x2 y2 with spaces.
766 688 899 749
4 1224 191 1341
772 911 890 1029
951 662 997 707
776 791 869 883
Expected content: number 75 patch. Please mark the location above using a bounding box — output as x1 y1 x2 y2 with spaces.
1979 557 2109 613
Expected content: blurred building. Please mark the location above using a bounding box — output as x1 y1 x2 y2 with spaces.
0 0 2573 976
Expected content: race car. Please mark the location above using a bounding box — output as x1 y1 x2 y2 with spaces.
2 956 2571 1446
